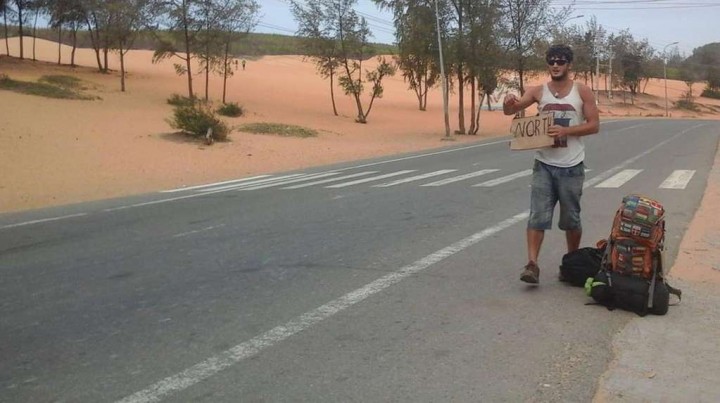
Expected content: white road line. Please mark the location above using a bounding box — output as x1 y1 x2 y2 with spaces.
282 172 378 189
0 213 88 230
372 170 457 187
421 169 499 187
198 174 308 192
114 126 710 402
103 189 234 212
326 170 416 188
583 124 705 188
612 123 649 133
239 172 341 191
115 211 530 403
172 224 226 238
473 169 533 187
161 176 271 193
595 169 643 188
659 170 696 189
337 140 510 171
24 123 707 224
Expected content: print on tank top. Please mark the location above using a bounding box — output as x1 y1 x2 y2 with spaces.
541 103 576 148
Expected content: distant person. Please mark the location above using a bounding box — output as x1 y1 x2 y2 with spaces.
242 59 246 70
502 44 600 284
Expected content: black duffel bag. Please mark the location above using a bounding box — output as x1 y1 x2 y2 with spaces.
559 246 604 287
586 270 681 316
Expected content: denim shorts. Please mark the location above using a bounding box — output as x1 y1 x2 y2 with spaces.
528 160 585 231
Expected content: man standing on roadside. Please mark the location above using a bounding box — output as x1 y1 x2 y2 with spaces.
503 44 600 284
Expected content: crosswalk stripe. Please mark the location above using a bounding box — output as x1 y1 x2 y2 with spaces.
239 172 342 191
595 169 643 188
421 169 499 187
326 170 416 188
659 170 696 189
198 174 306 192
372 170 457 187
282 172 378 189
161 175 271 193
474 169 533 187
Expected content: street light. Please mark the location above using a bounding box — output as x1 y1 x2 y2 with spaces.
663 41 679 117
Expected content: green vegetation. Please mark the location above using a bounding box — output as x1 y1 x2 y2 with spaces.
23 28 397 57
167 94 197 107
38 75 85 89
168 103 229 142
0 74 95 100
239 123 318 138
701 89 720 100
216 102 244 117
676 90 700 111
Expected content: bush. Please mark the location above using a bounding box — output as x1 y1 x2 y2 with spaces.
0 74 94 99
701 88 720 100
168 103 229 142
676 100 699 111
167 93 196 107
39 75 83 89
216 102 244 117
239 122 318 138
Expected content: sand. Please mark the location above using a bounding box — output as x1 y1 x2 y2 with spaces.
1 36 719 213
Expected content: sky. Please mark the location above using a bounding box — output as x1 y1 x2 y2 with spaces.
257 0 719 57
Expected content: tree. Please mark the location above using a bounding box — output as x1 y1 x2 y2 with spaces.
81 0 116 72
152 0 204 99
620 53 642 104
196 0 223 101
499 0 570 111
292 0 344 116
465 0 502 135
29 0 45 61
106 0 154 91
607 29 651 104
447 0 469 133
45 0 85 66
686 42 720 94
11 0 31 59
292 0 396 123
212 0 259 104
707 66 720 91
374 0 441 112
2 0 14 56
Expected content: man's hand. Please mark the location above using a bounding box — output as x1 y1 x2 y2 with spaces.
503 94 519 115
547 125 568 137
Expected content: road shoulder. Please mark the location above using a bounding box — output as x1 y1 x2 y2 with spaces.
593 138 720 401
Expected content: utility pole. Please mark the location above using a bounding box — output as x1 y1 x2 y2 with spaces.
595 53 600 105
663 41 679 117
434 0 452 140
608 53 613 101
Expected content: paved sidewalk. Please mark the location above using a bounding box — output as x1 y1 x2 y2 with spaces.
594 146 720 402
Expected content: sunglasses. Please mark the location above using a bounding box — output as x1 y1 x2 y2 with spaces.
547 59 569 66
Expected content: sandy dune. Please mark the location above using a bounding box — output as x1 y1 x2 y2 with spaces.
1 37 718 213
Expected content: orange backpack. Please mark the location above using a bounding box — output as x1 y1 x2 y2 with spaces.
589 195 681 316
605 194 665 279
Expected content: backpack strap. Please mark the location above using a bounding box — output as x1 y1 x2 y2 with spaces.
667 283 682 306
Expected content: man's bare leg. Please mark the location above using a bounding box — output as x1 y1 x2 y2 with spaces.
566 229 582 253
522 228 545 283
527 228 545 263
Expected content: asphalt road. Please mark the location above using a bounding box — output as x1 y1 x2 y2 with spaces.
1 119 718 402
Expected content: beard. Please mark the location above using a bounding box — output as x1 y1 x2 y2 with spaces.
551 70 568 81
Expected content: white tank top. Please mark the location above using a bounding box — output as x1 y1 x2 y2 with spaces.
535 82 585 167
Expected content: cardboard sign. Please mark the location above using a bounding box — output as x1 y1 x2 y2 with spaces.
509 112 554 150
